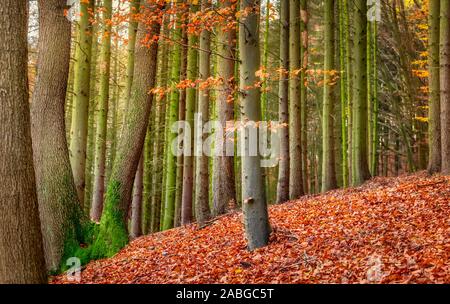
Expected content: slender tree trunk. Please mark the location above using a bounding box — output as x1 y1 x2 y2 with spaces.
321 0 337 192
300 0 308 193
91 0 113 222
276 0 290 203
370 22 379 175
195 0 213 227
181 4 200 225
130 154 144 239
91 5 162 257
428 0 441 174
162 7 183 230
0 0 47 283
213 0 237 215
69 0 96 207
338 0 348 187
289 0 304 199
440 0 450 174
239 0 271 250
85 17 100 215
149 19 170 234
31 0 88 272
351 0 371 186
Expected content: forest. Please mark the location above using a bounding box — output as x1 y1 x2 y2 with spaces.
0 0 449 284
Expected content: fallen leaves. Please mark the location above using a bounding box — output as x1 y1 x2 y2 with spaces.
52 173 449 284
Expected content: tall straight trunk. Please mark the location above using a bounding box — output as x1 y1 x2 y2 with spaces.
162 8 183 231
107 40 120 183
276 0 290 203
0 0 47 283
428 0 441 174
345 0 353 184
338 0 348 187
213 0 237 214
289 0 304 199
130 154 144 239
91 0 113 222
90 6 162 258
195 0 213 227
174 32 187 227
181 4 200 225
351 0 371 186
239 0 271 250
85 17 100 215
370 21 379 175
149 19 170 234
321 0 337 192
69 0 96 208
300 0 308 193
31 0 87 272
440 0 450 174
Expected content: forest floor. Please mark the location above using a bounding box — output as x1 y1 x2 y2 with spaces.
52 172 449 284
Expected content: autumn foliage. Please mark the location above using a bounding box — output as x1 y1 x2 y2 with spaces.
52 173 449 284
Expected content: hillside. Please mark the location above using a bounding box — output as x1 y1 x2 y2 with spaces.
52 173 449 284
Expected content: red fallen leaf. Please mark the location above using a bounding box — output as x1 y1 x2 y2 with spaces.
51 173 450 284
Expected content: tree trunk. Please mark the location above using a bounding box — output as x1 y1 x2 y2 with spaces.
69 0 96 208
351 0 371 186
90 0 113 222
321 0 337 192
162 7 183 231
195 0 213 227
90 5 162 258
0 0 47 283
440 0 450 174
300 0 309 193
276 0 290 203
181 4 200 225
130 154 144 239
239 0 271 250
289 0 304 199
31 0 88 272
213 0 237 215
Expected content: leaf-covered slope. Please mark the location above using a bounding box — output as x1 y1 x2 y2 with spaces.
52 173 450 284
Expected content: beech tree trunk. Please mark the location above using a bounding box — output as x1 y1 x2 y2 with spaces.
351 0 371 186
239 0 271 250
69 0 96 207
213 0 237 215
91 0 113 222
0 0 47 283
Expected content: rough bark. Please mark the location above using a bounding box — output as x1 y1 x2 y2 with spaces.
440 0 450 174
31 0 87 272
0 0 47 283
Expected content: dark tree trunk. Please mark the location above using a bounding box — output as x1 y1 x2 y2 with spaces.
0 0 47 283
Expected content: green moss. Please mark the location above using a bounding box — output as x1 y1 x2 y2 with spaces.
89 180 129 259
